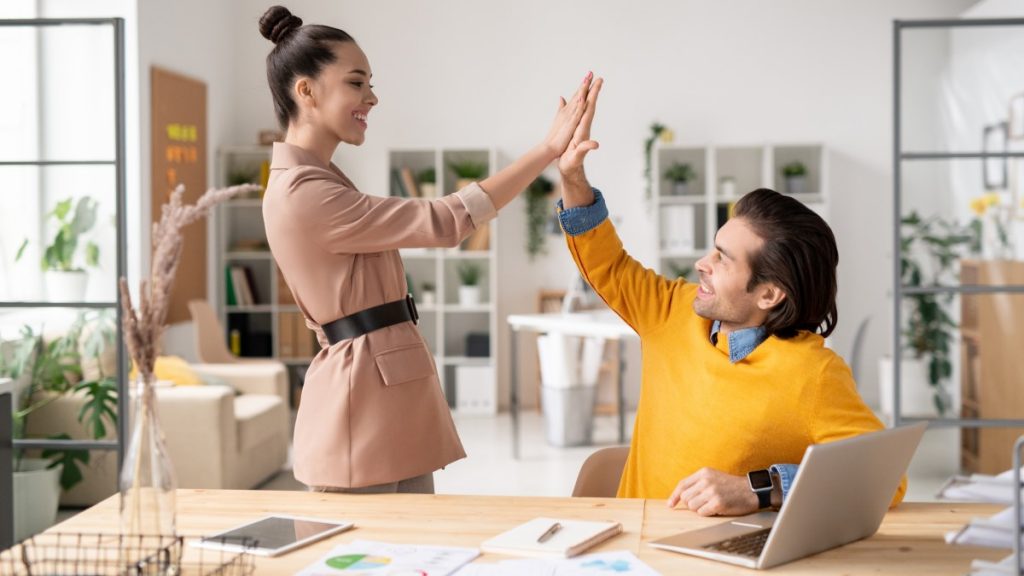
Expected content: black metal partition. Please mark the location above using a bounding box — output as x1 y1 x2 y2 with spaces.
0 17 126 550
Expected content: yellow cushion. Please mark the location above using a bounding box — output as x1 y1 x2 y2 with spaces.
129 356 203 386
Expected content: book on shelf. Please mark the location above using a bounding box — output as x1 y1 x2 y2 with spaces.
400 167 420 198
229 266 257 306
277 313 296 357
276 267 295 305
390 168 408 197
225 266 236 306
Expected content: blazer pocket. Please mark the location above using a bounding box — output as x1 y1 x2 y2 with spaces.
374 343 435 386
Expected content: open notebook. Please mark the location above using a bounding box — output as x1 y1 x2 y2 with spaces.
481 517 623 558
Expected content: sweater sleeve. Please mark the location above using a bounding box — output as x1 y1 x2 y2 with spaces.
810 355 908 508
560 191 680 336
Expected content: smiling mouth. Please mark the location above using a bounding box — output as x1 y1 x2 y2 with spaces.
697 278 714 297
353 112 367 124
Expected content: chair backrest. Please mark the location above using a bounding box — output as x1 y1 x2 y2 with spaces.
572 446 629 497
188 300 238 364
848 316 871 385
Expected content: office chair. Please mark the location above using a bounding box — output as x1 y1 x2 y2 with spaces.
572 446 629 497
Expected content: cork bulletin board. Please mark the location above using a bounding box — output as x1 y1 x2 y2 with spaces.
150 66 207 324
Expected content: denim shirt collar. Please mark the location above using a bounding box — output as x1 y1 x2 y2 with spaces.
710 320 768 363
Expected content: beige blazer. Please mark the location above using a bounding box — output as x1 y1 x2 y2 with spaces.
262 142 496 488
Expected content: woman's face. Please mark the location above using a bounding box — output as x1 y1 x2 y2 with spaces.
307 42 378 146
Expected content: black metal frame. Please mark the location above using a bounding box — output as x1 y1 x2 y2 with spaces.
892 17 1024 430
0 17 127 550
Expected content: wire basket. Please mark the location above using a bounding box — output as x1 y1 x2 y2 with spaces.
0 532 255 575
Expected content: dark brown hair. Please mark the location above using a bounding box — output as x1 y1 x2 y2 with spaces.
732 188 839 339
259 5 355 128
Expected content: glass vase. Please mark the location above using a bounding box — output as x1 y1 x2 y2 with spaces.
119 373 177 537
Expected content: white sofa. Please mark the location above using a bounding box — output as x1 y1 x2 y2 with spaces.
25 362 290 506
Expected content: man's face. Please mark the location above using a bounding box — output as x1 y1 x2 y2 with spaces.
692 217 771 332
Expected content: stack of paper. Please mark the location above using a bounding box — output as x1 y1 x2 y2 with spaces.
453 551 660 576
296 540 479 576
939 467 1024 575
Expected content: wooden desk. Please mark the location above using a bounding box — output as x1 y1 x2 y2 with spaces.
48 490 1006 575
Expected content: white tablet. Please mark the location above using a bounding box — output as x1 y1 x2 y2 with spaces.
191 514 354 557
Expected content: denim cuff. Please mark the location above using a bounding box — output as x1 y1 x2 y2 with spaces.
557 188 608 236
770 464 799 504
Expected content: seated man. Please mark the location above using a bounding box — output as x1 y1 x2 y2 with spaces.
556 77 903 516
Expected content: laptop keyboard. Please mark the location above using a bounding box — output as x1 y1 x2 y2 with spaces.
703 529 771 558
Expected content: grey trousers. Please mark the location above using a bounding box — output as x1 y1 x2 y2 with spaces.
309 472 435 494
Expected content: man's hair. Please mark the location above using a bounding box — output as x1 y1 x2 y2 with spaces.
732 188 838 339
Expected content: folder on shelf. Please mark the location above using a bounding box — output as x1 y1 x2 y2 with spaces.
400 167 420 198
480 517 622 558
230 267 252 306
278 313 296 357
225 266 237 306
390 168 408 197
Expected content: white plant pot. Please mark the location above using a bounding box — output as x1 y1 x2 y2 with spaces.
672 181 690 196
458 285 481 307
419 183 437 199
785 175 806 195
44 270 88 302
13 458 63 542
878 356 939 420
420 291 436 306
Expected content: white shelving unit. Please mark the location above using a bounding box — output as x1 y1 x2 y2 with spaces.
390 148 499 414
653 143 828 280
214 145 318 406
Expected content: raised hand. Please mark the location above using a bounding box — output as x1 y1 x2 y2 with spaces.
543 72 594 159
558 77 603 175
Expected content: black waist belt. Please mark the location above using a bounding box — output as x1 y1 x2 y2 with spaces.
322 295 419 345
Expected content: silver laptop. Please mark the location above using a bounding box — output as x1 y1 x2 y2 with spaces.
648 423 927 569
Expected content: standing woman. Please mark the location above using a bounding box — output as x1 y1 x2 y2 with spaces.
258 5 594 493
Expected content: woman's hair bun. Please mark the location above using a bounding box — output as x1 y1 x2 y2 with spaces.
259 5 303 44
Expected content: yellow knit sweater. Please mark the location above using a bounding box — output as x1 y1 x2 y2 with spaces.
565 218 905 505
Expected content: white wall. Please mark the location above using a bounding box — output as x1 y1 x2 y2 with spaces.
219 0 981 408
135 0 240 361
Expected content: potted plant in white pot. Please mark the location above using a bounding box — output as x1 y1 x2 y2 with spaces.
448 160 488 192
457 262 482 307
420 281 436 306
0 311 117 541
525 175 555 259
16 196 101 302
663 162 696 196
879 211 974 419
781 161 807 195
418 167 437 199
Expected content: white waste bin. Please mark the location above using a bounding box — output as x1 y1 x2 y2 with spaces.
541 384 597 447
537 334 604 447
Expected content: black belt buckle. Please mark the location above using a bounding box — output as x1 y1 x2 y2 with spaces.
406 293 419 325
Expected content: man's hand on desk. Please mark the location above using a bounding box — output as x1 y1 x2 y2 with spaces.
667 467 759 517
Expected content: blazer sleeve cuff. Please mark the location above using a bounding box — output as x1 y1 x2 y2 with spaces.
455 182 498 228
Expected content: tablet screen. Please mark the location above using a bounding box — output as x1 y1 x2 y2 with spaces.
197 515 352 556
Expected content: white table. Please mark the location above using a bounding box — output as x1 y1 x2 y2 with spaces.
1 377 13 548
505 311 638 458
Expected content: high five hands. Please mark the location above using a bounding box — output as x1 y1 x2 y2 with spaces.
544 72 604 170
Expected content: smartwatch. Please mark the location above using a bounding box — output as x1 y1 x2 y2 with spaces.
747 468 774 509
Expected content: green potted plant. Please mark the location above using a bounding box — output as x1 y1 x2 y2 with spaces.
1 311 117 540
880 211 974 418
643 122 668 204
448 160 488 192
781 161 807 195
16 196 100 302
664 162 697 196
525 175 555 259
420 281 436 306
456 262 482 306
418 167 437 199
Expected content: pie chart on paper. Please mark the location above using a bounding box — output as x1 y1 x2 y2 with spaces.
324 554 392 570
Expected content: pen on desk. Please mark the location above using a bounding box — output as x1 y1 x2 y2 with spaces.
537 522 562 543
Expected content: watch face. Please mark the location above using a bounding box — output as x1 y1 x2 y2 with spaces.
748 469 773 491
